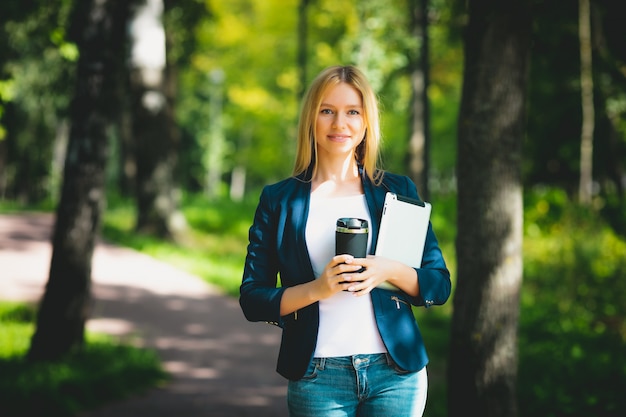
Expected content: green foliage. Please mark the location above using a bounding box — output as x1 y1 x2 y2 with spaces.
0 302 168 417
520 188 626 417
0 303 36 359
0 0 462 204
523 188 626 338
413 188 626 417
0 198 57 213
1 0 625 219
174 0 461 192
525 0 626 195
413 309 452 417
178 0 301 188
0 0 76 203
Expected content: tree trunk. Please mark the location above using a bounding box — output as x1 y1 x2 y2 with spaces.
448 1 530 416
116 67 137 197
407 0 430 200
28 0 130 361
130 0 181 238
297 0 309 100
578 0 594 205
204 69 225 198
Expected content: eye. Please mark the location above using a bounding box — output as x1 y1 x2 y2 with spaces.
320 108 333 115
348 109 360 115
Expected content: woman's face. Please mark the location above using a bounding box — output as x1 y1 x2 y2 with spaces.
314 82 366 161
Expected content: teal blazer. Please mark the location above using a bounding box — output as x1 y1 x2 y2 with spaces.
240 168 451 381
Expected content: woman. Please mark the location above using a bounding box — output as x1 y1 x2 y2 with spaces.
240 65 451 416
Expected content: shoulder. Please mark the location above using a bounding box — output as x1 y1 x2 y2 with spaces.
257 176 310 209
379 171 410 187
262 176 307 196
378 171 419 198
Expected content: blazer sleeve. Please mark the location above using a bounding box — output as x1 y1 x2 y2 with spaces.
239 186 287 327
400 176 451 308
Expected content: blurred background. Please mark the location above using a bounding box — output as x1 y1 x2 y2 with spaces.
0 0 625 416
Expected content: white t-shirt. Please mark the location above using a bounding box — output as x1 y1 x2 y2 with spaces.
305 193 387 358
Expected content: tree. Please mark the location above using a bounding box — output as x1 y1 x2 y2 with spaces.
28 0 131 361
593 0 626 206
297 0 310 99
448 1 531 416
130 0 183 238
407 0 431 200
578 0 594 205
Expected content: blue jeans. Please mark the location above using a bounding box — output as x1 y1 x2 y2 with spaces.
287 353 428 417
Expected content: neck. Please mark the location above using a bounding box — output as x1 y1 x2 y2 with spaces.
314 156 359 183
311 157 363 196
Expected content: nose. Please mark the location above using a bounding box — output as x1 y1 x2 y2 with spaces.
332 113 346 129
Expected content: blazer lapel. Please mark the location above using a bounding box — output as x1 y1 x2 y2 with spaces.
362 173 388 255
291 178 315 282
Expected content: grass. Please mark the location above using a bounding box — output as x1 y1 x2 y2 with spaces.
0 301 168 417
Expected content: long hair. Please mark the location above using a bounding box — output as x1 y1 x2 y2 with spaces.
292 65 383 184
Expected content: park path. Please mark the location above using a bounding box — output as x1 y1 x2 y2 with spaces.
0 212 288 417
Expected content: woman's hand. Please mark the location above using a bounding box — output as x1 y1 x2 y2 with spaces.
314 254 365 299
279 254 366 316
280 254 418 316
341 255 419 297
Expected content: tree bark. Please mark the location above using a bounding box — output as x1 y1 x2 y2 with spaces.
297 0 309 100
407 0 430 200
448 1 530 416
28 0 130 361
130 0 181 238
578 0 594 205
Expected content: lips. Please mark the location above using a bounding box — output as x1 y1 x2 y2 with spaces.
328 134 350 142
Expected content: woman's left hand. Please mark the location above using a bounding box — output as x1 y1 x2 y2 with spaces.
340 255 419 296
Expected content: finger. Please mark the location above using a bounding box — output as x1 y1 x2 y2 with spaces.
336 263 364 275
351 258 369 269
349 281 373 295
347 283 366 294
333 254 355 264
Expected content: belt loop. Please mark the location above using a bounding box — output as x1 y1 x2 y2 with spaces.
384 353 394 367
317 357 326 371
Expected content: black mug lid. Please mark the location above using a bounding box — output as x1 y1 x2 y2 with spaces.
336 217 368 232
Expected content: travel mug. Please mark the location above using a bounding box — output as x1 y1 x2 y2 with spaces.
336 217 368 275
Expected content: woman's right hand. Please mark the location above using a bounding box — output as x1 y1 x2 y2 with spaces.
314 254 365 299
280 254 365 316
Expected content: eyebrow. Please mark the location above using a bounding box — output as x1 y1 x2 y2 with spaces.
319 103 363 109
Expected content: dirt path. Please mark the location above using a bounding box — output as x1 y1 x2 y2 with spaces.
0 212 288 417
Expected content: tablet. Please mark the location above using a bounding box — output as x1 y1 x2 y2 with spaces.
375 192 432 290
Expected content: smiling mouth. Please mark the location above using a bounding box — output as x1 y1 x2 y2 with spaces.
328 134 350 141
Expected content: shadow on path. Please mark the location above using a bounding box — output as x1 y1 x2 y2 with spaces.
0 213 288 417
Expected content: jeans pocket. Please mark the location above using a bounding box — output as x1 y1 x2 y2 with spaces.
386 354 413 375
300 359 319 381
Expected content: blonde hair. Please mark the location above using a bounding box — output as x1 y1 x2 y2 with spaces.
292 65 383 184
